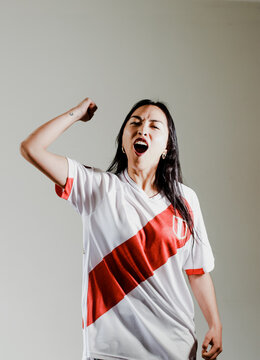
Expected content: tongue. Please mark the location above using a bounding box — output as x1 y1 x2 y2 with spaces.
134 144 147 153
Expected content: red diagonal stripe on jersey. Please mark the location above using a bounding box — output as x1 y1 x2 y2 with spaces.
86 198 193 326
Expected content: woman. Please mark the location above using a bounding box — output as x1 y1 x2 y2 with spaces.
20 97 223 360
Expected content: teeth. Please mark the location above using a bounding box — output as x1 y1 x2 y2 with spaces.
135 140 147 146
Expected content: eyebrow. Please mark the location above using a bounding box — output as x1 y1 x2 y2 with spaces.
130 115 164 124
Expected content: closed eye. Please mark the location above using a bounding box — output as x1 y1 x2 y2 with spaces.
130 122 159 129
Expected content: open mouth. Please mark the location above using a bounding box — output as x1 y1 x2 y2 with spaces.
133 142 148 155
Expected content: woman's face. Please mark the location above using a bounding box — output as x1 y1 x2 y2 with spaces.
122 105 169 171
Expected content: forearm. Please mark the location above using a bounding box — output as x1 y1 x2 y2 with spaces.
188 273 222 328
20 106 82 151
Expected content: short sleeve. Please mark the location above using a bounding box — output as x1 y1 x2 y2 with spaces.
182 191 215 275
54 157 104 215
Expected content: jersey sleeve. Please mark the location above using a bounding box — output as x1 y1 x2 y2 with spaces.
182 191 215 275
54 157 103 216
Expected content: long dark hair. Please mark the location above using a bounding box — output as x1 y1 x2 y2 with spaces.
106 99 200 245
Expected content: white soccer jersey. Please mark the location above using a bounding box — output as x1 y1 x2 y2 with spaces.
55 157 215 360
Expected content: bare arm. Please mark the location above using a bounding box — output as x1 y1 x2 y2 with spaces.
21 107 81 151
188 273 223 359
20 97 98 188
188 273 221 327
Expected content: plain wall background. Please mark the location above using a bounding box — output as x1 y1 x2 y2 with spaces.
1 0 259 359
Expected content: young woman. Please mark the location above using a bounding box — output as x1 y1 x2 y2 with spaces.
20 97 223 360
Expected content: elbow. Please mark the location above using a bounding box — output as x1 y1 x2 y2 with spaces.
20 141 29 153
20 141 33 160
20 142 27 157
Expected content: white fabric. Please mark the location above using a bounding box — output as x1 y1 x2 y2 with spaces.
54 157 215 360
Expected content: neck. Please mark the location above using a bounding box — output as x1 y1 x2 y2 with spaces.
127 166 158 196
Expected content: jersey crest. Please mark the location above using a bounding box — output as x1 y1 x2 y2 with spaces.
173 215 188 240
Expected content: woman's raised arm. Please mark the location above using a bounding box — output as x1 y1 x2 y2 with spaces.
20 97 98 188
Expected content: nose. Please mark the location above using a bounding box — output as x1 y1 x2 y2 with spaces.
137 123 147 136
138 130 147 136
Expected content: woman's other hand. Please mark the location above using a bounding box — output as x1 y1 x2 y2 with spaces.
201 324 223 359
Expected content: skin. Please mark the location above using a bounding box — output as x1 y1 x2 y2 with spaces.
189 273 223 359
122 104 169 197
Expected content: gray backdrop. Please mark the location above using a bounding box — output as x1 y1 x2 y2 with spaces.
1 0 259 359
